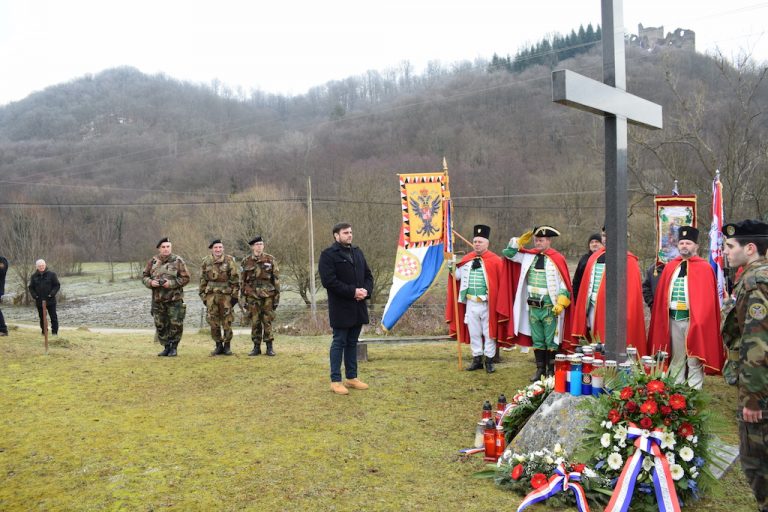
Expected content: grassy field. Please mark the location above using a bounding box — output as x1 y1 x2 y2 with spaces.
0 327 759 512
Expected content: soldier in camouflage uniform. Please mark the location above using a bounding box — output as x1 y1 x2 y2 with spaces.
142 237 191 357
240 236 280 356
199 239 240 356
721 219 768 512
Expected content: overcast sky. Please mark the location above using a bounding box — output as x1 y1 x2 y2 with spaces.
1 0 766 106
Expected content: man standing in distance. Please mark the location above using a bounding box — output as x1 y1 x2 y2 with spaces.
647 227 724 388
200 239 240 356
28 259 60 336
318 223 373 395
721 219 768 512
142 238 190 357
503 226 573 380
240 236 280 356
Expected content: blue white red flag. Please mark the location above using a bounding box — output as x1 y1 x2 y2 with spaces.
709 173 726 306
381 172 450 331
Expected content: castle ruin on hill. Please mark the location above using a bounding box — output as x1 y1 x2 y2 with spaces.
629 23 695 52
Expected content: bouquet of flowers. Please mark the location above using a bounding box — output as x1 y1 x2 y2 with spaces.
475 443 610 511
578 371 713 511
501 376 554 442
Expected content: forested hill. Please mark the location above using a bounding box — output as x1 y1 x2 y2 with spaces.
1 42 766 285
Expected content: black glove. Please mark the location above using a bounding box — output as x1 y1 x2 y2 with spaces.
231 296 238 307
471 257 482 270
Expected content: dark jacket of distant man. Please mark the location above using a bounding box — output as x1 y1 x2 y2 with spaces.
319 242 373 328
29 267 61 304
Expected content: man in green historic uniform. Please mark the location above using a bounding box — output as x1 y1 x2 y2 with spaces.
722 219 768 512
142 237 190 357
503 226 573 381
200 239 240 356
240 236 280 356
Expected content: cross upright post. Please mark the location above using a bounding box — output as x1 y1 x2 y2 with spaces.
551 0 663 361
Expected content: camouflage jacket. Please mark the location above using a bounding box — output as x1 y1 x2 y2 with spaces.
722 258 768 413
240 253 280 302
142 253 190 303
199 254 239 297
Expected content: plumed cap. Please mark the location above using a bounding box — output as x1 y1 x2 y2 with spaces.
533 225 560 237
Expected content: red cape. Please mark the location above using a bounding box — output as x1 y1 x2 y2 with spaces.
497 248 575 352
571 248 647 355
647 256 725 374
445 250 511 347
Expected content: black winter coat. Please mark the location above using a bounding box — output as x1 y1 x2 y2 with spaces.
0 256 8 296
29 269 61 304
318 242 373 329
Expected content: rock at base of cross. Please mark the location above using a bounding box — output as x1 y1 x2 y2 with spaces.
506 392 593 456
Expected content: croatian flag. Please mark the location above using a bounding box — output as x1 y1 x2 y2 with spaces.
381 172 450 331
709 173 726 306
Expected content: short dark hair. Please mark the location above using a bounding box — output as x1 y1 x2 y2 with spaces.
332 222 352 235
733 236 768 255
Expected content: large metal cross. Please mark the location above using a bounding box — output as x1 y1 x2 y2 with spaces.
552 0 662 361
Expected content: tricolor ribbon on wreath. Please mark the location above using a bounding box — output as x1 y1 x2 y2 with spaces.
604 423 681 512
516 463 590 512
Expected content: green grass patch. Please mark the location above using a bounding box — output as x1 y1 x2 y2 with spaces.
0 329 756 511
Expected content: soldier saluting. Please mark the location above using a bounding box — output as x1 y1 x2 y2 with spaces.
200 239 240 356
142 237 190 357
240 236 280 356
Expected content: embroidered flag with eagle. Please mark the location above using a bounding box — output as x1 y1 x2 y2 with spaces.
381 171 451 331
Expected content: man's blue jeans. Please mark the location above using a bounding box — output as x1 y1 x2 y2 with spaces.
330 324 362 382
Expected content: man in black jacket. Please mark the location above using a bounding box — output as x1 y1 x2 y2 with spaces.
28 259 60 335
0 255 8 336
572 233 603 303
318 222 374 395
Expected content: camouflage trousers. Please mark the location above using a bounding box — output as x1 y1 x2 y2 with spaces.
739 420 768 511
244 296 275 344
203 293 235 343
152 300 186 345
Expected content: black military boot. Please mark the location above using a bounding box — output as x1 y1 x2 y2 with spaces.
265 342 275 356
530 350 546 382
223 342 233 355
485 356 495 374
248 342 261 356
466 355 483 371
157 344 171 357
211 342 224 356
167 341 178 357
546 351 557 377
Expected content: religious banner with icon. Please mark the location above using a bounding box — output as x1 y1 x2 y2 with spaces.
381 171 451 331
654 195 697 265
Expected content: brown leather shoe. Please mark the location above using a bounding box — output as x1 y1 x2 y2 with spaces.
330 382 349 395
344 378 369 390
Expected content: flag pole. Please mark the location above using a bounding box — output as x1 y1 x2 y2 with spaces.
43 300 49 355
444 159 465 371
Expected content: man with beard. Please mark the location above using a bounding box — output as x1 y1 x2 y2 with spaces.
647 227 724 388
319 223 373 395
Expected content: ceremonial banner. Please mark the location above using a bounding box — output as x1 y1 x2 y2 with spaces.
654 195 697 265
381 172 450 331
709 174 727 306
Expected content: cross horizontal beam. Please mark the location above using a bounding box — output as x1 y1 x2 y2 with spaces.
552 69 663 129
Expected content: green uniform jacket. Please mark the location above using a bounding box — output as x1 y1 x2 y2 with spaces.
240 253 280 305
142 253 190 303
722 258 768 413
199 254 240 298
